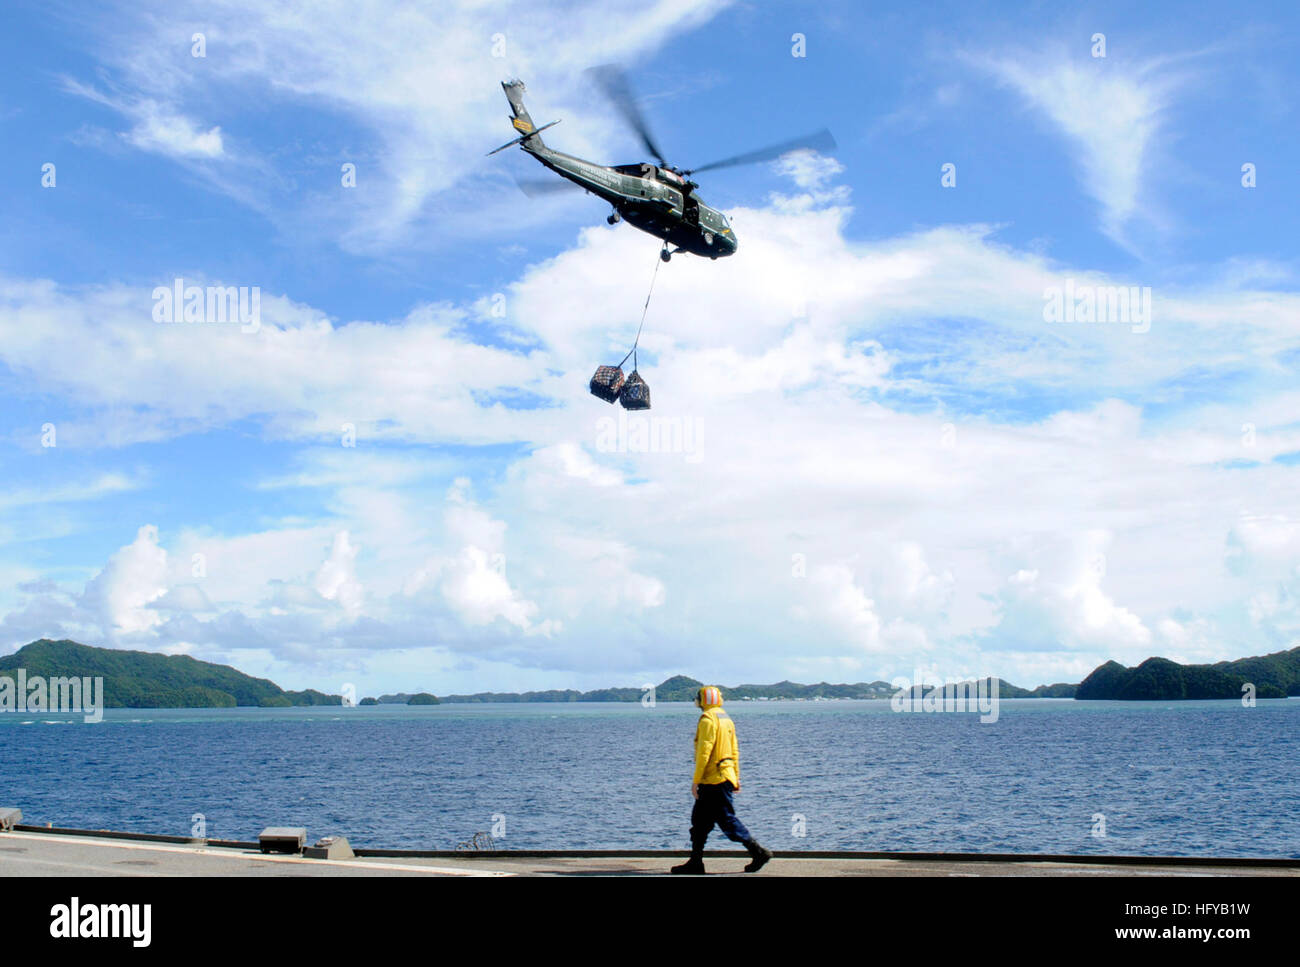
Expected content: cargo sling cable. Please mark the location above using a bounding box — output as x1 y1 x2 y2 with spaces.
588 242 666 409
617 243 664 375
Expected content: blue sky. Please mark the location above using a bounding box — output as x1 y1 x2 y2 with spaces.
2 0 1299 696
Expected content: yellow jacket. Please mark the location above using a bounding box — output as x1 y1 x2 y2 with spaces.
693 697 740 786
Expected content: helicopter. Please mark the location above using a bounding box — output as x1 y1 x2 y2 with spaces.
489 66 836 262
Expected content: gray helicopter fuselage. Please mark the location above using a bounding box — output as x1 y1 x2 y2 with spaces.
524 143 738 259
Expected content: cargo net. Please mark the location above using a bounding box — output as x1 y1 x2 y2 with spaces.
589 244 662 410
454 831 497 851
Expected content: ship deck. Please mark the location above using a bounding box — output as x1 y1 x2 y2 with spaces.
2 826 1296 877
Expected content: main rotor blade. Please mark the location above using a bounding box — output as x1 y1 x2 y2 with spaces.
685 129 837 175
586 64 668 166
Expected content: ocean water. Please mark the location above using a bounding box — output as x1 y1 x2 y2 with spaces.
2 699 1297 856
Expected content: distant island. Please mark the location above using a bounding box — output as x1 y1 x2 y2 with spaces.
0 639 343 709
402 674 1076 704
1076 647 1300 700
3 638 1298 709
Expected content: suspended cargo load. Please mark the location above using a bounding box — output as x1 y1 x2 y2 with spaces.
589 365 625 403
619 371 651 410
590 242 663 408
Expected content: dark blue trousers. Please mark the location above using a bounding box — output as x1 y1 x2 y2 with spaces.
690 781 752 852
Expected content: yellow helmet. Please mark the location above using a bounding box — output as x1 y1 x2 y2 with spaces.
695 685 723 708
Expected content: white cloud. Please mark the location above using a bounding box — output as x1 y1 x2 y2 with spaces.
315 531 364 617
982 531 1153 658
126 100 224 158
61 79 225 161
770 150 849 210
532 443 624 488
5 75 1300 690
0 279 550 448
62 0 731 250
876 542 954 618
793 564 884 652
1224 513 1300 646
775 151 845 191
405 480 556 636
152 583 214 613
0 473 138 511
82 525 170 635
966 48 1184 243
1227 513 1300 569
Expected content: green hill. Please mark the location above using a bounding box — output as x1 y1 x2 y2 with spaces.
1075 647 1300 700
653 675 705 702
412 689 589 704
13 637 1291 710
436 674 1073 704
0 639 342 709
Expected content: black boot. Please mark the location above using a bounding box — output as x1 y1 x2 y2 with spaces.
671 846 706 875
743 840 772 873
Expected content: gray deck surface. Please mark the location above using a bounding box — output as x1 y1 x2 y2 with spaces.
2 829 1296 877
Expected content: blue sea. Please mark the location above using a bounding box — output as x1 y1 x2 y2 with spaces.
2 699 1298 856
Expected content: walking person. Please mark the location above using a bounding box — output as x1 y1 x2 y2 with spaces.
671 685 773 874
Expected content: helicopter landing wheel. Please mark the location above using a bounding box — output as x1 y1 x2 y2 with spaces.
660 247 671 263
607 211 621 225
